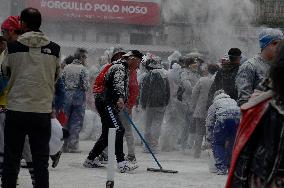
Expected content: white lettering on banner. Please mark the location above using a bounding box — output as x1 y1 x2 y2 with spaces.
85 3 93 11
122 6 148 14
93 4 120 13
40 0 149 15
42 0 93 11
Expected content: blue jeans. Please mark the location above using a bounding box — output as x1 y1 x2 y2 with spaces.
212 117 239 172
64 90 86 150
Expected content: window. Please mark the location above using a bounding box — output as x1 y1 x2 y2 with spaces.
96 32 120 43
130 33 153 45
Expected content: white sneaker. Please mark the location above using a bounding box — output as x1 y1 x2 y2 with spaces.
117 161 139 173
83 158 104 168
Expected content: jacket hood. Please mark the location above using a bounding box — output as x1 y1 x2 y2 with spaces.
214 93 231 102
18 31 50 48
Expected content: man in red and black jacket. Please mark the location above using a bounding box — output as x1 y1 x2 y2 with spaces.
84 50 142 173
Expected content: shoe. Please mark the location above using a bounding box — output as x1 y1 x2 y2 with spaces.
83 158 104 168
117 161 138 173
125 155 137 163
97 153 108 164
50 151 62 168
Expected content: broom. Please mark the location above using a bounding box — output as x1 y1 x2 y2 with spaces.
123 110 178 174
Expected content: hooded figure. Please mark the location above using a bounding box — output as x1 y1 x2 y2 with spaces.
140 54 170 153
206 91 240 175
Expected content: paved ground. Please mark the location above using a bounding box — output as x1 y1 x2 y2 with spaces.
18 141 226 188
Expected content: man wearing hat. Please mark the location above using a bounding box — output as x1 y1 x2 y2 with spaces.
1 16 22 43
236 28 284 106
0 15 36 185
1 8 61 187
97 47 140 164
140 54 170 154
208 48 242 107
84 50 142 173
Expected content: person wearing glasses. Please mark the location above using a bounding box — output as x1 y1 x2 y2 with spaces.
236 28 284 106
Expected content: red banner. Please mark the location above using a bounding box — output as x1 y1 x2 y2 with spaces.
26 0 161 25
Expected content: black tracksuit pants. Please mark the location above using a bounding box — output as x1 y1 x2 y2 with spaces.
88 99 125 163
1 110 51 188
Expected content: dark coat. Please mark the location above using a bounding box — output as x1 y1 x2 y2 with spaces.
99 60 129 106
140 69 170 108
207 63 239 107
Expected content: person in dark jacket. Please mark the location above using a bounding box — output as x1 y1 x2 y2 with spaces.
207 48 242 107
226 40 284 188
84 50 142 173
140 55 170 153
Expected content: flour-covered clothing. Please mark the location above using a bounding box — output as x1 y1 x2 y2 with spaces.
236 55 270 106
62 59 89 152
140 68 170 152
206 93 240 174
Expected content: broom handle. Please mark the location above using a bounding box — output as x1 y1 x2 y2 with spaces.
123 110 163 170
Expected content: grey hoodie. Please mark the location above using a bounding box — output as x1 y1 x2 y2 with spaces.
2 31 60 113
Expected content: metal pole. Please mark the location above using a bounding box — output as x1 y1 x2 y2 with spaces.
106 128 116 188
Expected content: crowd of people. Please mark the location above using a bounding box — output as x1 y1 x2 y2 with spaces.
0 7 283 188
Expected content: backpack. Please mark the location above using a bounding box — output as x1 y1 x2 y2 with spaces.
93 63 112 94
147 71 170 107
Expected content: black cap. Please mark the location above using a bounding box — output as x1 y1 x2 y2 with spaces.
228 48 242 57
123 50 143 59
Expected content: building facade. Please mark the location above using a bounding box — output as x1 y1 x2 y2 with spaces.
254 0 284 26
1 0 283 61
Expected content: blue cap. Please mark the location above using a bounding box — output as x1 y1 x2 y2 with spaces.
259 28 284 49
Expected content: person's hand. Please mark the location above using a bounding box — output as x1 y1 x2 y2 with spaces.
117 98 125 110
